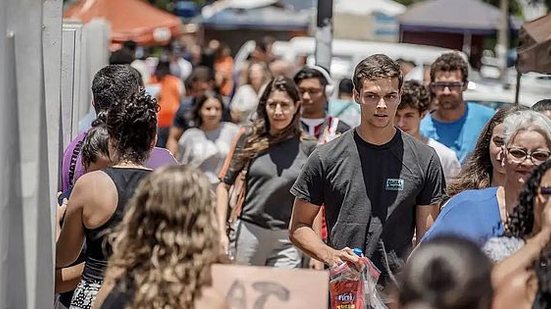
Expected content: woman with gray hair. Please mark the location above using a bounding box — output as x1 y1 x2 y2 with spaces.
421 110 551 247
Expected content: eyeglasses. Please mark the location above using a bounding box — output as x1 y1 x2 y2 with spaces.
538 186 551 196
266 101 294 113
430 82 464 92
507 147 551 164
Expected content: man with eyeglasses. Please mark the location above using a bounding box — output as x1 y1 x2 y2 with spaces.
420 52 495 163
294 66 350 143
289 54 445 303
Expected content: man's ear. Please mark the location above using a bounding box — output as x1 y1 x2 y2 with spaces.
462 81 469 91
353 89 361 104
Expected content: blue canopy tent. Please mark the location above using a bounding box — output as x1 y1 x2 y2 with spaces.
397 0 521 68
199 5 310 31
198 1 311 55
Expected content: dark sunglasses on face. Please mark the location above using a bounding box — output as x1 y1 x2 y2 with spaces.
430 82 464 92
507 147 551 164
539 186 551 196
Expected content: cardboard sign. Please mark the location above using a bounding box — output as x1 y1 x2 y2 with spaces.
211 264 329 309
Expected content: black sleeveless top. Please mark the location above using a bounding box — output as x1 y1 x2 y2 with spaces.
82 167 151 281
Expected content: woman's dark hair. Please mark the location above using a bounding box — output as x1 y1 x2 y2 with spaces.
192 92 225 127
399 236 493 309
154 60 171 80
534 245 551 308
506 159 551 238
81 123 110 169
447 105 528 198
107 89 159 164
236 76 303 166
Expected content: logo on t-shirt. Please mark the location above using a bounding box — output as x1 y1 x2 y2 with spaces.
385 178 404 191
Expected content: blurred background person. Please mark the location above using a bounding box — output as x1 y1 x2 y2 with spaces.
166 66 216 155
213 41 234 97
395 80 461 183
94 165 226 309
328 78 361 128
294 66 350 143
446 105 527 201
398 236 493 309
217 76 316 267
178 92 238 186
421 52 495 164
230 62 272 124
56 90 158 309
149 60 184 148
422 110 551 246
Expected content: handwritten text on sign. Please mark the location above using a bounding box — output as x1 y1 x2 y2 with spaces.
211 264 329 309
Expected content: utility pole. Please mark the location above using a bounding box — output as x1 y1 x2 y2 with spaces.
497 0 509 83
315 0 333 72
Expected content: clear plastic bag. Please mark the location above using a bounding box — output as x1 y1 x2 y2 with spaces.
328 250 387 309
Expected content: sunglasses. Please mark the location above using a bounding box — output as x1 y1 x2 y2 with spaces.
539 186 551 196
507 148 551 164
430 82 464 92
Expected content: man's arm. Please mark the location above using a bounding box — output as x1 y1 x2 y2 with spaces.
415 204 439 245
289 198 359 267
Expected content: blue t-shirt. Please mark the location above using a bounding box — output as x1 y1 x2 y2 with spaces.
420 102 495 163
421 187 503 245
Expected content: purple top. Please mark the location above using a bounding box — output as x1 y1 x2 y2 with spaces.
60 131 178 192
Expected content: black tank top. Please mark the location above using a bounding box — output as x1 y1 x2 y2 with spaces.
82 167 151 281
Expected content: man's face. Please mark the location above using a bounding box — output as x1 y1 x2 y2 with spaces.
192 81 213 98
395 106 423 137
298 78 326 117
431 70 465 110
356 77 401 129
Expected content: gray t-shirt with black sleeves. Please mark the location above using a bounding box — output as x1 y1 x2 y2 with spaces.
290 129 445 281
222 134 317 230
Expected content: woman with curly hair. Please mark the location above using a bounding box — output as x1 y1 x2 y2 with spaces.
56 89 158 309
217 76 316 267
446 105 527 199
422 110 551 246
93 165 226 308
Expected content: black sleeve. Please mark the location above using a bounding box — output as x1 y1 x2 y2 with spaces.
290 148 324 206
417 152 446 206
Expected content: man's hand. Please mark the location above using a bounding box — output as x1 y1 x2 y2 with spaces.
322 247 360 268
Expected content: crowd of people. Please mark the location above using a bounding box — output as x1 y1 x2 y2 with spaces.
53 36 551 309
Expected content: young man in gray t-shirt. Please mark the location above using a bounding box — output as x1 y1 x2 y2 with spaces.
289 54 445 294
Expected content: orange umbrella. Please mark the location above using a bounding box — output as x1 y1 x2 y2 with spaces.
64 0 182 45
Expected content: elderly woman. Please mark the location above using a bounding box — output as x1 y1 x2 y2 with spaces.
421 110 551 246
